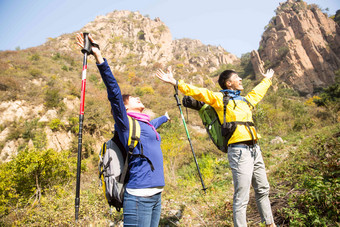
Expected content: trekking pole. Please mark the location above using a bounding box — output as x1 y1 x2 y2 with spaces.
173 86 207 193
75 32 92 221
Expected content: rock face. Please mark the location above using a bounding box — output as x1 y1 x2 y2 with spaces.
251 0 340 95
48 10 238 73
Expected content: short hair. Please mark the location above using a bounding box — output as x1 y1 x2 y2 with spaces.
112 94 131 115
218 70 236 90
122 94 131 105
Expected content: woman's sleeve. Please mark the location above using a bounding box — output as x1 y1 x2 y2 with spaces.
97 59 129 132
150 116 168 129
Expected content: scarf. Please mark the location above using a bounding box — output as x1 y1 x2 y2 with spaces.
127 112 159 141
220 89 241 98
220 89 250 109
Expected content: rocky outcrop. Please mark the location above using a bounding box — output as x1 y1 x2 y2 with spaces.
172 39 238 73
46 10 238 73
251 0 340 95
0 98 80 163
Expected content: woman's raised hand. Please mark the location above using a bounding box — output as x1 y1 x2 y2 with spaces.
155 66 177 86
76 33 103 64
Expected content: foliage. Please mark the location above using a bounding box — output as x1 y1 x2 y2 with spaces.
68 116 79 134
29 53 40 61
313 83 340 106
313 83 340 122
6 118 47 149
333 9 340 26
0 148 76 218
240 52 254 78
29 68 43 77
135 85 155 96
275 126 340 226
44 88 62 108
49 118 65 131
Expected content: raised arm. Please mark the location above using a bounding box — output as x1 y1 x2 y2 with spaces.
76 33 129 132
245 69 274 106
155 67 223 109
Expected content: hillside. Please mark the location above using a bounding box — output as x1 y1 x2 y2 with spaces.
0 1 339 226
0 10 238 162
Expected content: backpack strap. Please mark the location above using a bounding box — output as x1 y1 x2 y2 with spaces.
128 116 140 151
243 98 254 109
98 142 107 182
222 92 256 146
222 93 230 128
127 116 155 171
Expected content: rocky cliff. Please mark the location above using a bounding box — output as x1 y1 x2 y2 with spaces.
251 0 340 95
45 10 237 74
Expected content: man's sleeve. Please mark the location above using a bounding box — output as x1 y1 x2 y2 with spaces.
245 78 272 107
178 80 223 110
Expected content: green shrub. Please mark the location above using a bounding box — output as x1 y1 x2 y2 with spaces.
49 118 65 131
135 86 155 96
52 52 61 60
61 65 69 71
276 126 340 226
44 88 62 108
0 148 76 216
68 116 79 134
30 54 40 61
29 68 42 77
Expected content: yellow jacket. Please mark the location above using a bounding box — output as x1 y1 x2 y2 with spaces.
178 78 272 145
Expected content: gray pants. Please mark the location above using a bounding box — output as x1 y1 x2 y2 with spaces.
227 144 274 226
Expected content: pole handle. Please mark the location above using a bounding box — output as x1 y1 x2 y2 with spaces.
81 32 92 54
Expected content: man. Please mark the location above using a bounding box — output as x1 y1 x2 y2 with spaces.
155 67 276 227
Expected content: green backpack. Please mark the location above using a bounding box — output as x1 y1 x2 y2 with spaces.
182 94 256 152
182 95 229 152
197 103 227 152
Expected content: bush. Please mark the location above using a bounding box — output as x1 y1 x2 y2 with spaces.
276 126 340 226
49 118 65 131
44 88 62 108
135 86 155 96
30 54 40 61
29 68 42 77
0 148 76 216
68 116 79 134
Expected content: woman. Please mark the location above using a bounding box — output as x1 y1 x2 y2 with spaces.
76 33 169 227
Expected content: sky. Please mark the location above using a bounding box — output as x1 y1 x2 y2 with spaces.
0 0 339 57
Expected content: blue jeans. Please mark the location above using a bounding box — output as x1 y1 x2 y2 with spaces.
123 191 162 227
228 144 274 226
